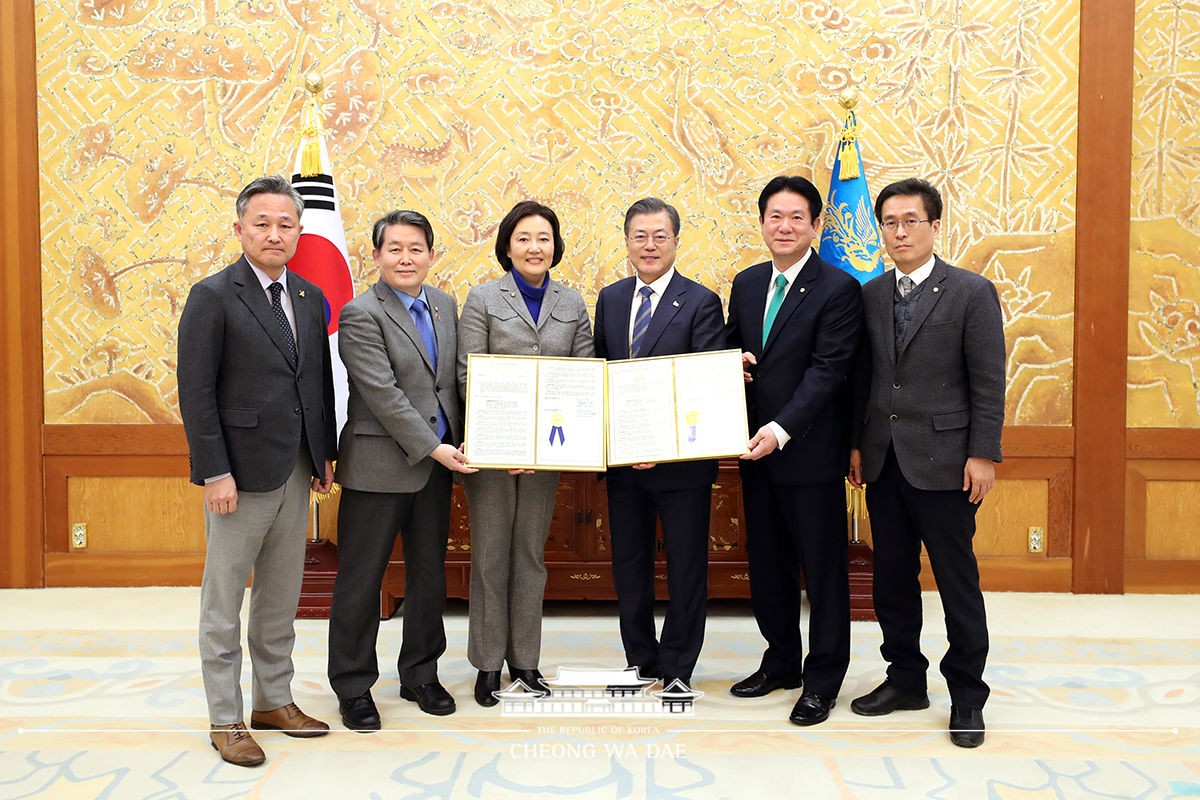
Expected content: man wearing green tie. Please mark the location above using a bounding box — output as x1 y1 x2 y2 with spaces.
723 176 864 726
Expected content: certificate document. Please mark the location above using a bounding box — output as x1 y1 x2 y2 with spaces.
465 350 748 470
465 354 606 471
606 349 749 466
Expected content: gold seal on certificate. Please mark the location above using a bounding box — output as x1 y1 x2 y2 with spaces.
464 350 749 471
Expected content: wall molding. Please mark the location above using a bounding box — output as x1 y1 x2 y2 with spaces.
0 0 43 588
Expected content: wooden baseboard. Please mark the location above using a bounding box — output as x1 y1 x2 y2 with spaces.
45 552 205 587
1124 559 1200 593
918 556 1073 593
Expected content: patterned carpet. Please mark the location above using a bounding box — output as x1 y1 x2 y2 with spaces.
1 589 1197 799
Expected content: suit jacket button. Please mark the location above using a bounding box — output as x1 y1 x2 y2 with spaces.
889 414 897 421
294 408 302 415
429 416 437 424
893 383 900 389
532 344 539 351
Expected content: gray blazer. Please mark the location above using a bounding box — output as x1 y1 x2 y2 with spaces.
335 280 463 494
456 272 594 396
856 256 1006 490
178 256 337 492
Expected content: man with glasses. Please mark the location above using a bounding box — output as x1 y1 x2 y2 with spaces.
848 178 1005 748
592 197 725 691
724 176 863 726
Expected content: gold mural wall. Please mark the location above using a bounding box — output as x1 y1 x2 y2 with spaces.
1128 0 1200 428
38 0 1079 427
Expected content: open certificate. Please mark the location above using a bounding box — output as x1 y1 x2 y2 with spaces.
464 354 606 471
606 349 749 466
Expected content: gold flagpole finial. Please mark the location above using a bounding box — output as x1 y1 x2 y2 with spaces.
298 72 327 177
835 88 861 181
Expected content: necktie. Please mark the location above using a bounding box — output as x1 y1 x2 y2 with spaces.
762 273 788 348
630 285 652 357
898 275 915 298
268 282 297 363
410 298 447 438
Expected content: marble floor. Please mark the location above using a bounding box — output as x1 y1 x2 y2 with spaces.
0 588 1197 799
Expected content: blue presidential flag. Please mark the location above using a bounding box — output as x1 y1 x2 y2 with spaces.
818 110 885 285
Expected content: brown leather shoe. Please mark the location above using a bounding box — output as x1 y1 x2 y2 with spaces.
250 703 330 738
209 722 265 767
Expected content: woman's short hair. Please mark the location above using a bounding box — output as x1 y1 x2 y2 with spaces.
494 200 565 271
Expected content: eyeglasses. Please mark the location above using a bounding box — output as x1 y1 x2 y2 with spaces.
628 233 674 246
880 219 931 232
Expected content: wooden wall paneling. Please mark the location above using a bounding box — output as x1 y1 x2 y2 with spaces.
1072 0 1136 592
1125 458 1200 560
44 453 199 586
67 476 206 553
0 0 42 588
1126 429 1200 460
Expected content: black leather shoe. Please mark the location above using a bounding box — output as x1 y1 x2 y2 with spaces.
788 691 835 726
338 691 381 732
508 668 549 697
850 680 930 716
949 705 985 748
475 670 501 707
399 681 456 716
631 664 663 680
730 669 802 698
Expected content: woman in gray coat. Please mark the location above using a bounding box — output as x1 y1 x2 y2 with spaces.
456 201 594 707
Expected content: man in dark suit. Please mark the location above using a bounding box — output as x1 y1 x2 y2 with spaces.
725 176 863 725
848 178 1005 748
593 197 726 689
178 175 337 767
328 210 476 728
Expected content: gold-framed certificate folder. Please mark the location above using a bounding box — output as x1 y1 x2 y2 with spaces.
464 353 608 471
605 349 749 467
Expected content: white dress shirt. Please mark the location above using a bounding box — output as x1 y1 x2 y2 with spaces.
895 255 935 288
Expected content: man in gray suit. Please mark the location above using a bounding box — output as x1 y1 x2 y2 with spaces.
328 210 476 728
848 178 1005 748
178 175 337 767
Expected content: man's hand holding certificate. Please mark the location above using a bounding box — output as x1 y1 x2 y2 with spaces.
464 350 749 470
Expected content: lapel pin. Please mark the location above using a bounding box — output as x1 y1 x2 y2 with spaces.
299 290 306 297
799 287 806 293
933 287 939 293
510 291 517 297
672 300 680 307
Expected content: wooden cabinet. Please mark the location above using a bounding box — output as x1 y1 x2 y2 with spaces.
381 460 750 616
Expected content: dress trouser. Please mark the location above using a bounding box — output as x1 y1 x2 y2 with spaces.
866 445 990 709
199 451 312 725
464 469 559 671
606 472 711 681
740 463 850 698
327 465 451 696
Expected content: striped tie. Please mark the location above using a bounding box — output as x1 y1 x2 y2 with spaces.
268 282 297 363
630 286 652 357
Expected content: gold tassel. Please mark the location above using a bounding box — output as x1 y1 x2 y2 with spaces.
301 138 321 177
295 80 327 178
845 478 869 520
838 111 860 180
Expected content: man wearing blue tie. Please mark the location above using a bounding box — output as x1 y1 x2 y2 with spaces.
724 176 864 725
592 198 726 691
327 211 476 730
